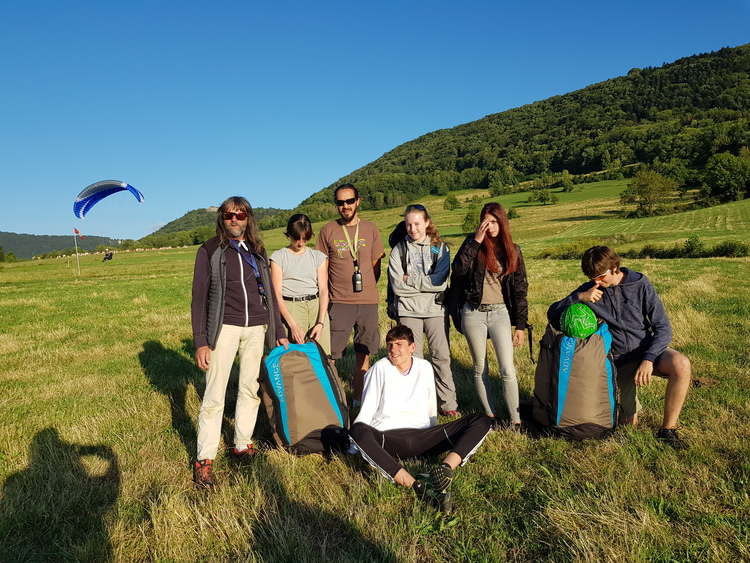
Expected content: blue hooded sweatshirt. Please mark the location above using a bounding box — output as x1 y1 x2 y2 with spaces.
547 267 673 367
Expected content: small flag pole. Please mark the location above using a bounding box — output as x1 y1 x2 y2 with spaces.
73 230 81 276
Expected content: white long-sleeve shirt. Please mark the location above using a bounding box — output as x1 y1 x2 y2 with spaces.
354 356 437 431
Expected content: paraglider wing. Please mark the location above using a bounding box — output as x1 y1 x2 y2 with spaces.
73 180 145 219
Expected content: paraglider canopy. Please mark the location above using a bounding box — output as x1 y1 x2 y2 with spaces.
73 180 144 219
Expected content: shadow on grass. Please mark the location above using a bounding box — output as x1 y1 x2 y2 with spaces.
0 428 120 562
140 340 206 459
248 454 398 562
140 339 253 460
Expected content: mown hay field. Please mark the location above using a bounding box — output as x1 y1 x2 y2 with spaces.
1 186 749 562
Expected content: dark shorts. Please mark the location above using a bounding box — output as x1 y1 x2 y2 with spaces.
328 302 380 359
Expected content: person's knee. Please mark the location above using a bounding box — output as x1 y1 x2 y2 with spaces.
349 422 370 442
472 362 488 379
474 413 493 432
199 401 225 416
461 412 492 431
664 352 691 381
499 368 518 382
675 354 691 378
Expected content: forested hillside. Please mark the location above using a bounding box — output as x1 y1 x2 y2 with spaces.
0 232 121 260
283 44 750 224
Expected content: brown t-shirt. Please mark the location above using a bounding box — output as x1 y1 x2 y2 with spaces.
315 218 385 304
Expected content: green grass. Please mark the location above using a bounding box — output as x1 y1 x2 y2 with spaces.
1 187 749 561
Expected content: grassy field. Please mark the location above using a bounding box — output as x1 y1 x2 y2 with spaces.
1 185 749 562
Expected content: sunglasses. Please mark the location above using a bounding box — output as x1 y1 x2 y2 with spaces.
589 269 610 281
335 197 357 207
405 204 426 212
223 211 248 221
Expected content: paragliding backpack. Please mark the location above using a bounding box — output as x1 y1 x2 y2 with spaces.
532 323 618 440
385 220 443 320
260 341 350 455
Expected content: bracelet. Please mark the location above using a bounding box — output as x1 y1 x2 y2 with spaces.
316 321 324 326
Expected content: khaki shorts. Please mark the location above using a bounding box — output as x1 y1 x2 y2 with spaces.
283 297 331 356
616 349 673 417
328 302 380 359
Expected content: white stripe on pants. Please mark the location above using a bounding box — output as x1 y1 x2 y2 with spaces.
197 324 266 460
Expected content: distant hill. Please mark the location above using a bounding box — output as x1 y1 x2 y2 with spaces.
0 232 121 260
150 206 286 236
294 43 750 215
1 206 287 260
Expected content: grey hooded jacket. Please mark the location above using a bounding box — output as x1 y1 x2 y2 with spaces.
388 237 450 319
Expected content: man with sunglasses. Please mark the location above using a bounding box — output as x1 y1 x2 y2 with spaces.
547 246 692 450
316 184 386 405
191 196 289 490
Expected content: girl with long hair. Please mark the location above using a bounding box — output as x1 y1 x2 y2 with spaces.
270 213 330 354
388 204 458 415
451 203 529 428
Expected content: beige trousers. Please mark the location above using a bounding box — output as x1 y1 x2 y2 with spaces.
197 324 266 460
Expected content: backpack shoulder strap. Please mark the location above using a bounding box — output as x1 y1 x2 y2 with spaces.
398 240 408 272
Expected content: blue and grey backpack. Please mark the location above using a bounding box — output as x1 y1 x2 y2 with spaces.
260 341 349 454
532 323 618 440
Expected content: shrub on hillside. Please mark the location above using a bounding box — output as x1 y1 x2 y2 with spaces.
620 236 749 259
461 209 481 233
527 189 559 205
535 239 600 260
443 194 460 211
711 239 749 257
535 235 747 261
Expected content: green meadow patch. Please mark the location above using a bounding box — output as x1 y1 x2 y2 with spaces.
1 188 749 561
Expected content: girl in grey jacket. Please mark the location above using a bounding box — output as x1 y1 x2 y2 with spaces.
388 204 458 415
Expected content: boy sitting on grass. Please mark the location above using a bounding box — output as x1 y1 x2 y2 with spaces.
547 245 692 450
349 325 492 512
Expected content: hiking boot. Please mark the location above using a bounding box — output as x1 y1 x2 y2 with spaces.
412 479 453 513
232 444 260 460
194 459 215 491
422 463 454 493
656 428 689 451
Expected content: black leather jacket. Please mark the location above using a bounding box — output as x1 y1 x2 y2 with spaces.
451 237 529 330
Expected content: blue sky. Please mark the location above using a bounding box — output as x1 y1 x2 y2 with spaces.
1 1 748 240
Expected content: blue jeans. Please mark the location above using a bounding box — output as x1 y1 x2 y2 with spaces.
461 303 520 423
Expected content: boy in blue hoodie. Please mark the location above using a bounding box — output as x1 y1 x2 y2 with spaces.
547 246 691 450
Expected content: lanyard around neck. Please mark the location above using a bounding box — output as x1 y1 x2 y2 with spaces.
341 221 360 272
230 240 267 303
